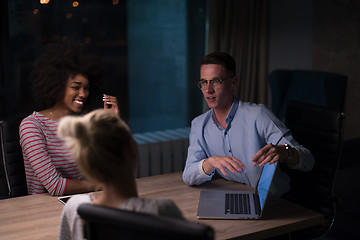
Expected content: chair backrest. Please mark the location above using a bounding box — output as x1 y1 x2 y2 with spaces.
282 101 344 239
77 203 214 240
269 69 347 122
0 115 28 198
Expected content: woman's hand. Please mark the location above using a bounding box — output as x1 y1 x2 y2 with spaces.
103 94 120 115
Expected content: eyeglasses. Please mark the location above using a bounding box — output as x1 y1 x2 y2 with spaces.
196 75 234 89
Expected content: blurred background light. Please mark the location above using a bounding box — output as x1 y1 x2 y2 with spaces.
72 1 79 8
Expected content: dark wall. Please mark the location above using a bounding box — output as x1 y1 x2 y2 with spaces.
269 0 360 140
269 0 313 72
312 0 360 140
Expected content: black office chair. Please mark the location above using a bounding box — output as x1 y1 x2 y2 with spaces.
0 115 28 198
269 69 347 122
77 203 214 240
270 70 360 238
281 101 344 240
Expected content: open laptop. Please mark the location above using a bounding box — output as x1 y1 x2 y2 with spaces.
57 196 71 205
196 162 278 219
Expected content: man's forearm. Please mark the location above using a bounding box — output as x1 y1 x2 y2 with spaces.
202 158 215 175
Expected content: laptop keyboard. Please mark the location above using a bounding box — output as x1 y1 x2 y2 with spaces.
225 193 252 215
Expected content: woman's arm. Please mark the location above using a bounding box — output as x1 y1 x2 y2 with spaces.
20 115 94 196
63 179 99 195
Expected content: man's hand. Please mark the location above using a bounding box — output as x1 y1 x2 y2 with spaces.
251 143 298 167
203 155 246 176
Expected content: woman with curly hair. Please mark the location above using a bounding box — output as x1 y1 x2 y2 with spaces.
19 42 119 196
57 109 183 239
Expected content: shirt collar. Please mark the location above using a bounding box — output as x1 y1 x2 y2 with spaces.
211 98 239 125
225 98 238 125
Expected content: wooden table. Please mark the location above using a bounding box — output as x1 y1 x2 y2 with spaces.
0 172 323 240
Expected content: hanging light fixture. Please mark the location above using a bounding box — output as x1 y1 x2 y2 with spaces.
40 0 50 4
72 1 79 7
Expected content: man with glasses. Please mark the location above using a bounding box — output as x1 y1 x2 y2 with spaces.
182 52 315 196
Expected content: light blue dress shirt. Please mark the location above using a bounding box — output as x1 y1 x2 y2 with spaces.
182 99 315 196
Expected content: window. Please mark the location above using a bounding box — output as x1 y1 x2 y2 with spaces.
0 0 206 133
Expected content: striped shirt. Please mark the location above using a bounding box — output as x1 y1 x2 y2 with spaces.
19 112 81 196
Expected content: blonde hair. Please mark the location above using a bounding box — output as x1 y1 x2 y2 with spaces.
58 109 138 187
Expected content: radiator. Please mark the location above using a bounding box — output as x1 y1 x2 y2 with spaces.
133 127 190 178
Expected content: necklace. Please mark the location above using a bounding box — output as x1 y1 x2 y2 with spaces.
49 111 55 119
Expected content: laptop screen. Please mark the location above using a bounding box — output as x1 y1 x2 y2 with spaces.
257 163 277 210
